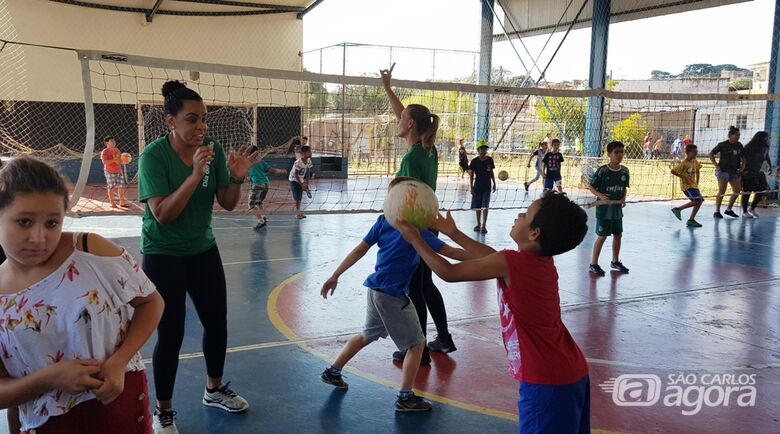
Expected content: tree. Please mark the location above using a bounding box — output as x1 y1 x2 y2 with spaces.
651 70 673 79
730 78 753 91
610 114 648 158
533 96 587 142
402 90 475 140
461 67 527 86
308 81 329 112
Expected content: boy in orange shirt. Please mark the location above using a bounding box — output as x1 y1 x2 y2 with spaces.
100 136 127 208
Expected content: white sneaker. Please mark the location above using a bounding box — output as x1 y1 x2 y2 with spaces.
153 409 179 434
743 211 754 218
751 209 760 218
202 382 249 413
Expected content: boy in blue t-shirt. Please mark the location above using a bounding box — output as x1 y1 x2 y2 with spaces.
319 178 470 412
247 157 287 230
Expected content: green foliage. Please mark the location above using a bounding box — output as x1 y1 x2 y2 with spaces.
401 90 475 140
610 114 648 159
730 78 753 90
522 130 549 152
533 97 586 140
651 70 673 79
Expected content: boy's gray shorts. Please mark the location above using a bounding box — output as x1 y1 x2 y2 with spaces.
363 289 425 351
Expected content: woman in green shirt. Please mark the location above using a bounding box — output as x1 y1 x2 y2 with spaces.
138 80 255 433
380 66 456 362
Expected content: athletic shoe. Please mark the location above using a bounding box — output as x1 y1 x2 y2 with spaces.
610 261 630 274
306 190 312 199
427 334 457 354
523 182 529 192
724 209 738 218
202 382 249 413
253 220 267 230
153 409 178 434
750 209 760 218
743 211 754 219
671 207 682 221
392 347 431 366
686 219 702 228
320 369 349 389
589 264 606 276
713 212 724 219
395 393 432 412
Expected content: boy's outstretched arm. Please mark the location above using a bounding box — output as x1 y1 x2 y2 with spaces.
398 221 508 283
431 211 495 259
321 242 370 299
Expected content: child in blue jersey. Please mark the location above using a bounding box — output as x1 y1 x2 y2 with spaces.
319 177 470 412
247 156 287 230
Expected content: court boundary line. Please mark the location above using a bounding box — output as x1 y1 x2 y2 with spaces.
264 273 631 434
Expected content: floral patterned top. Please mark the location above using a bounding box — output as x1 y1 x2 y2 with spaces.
0 243 155 430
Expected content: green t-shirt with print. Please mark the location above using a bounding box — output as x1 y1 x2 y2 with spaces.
138 135 229 256
395 143 438 191
590 164 630 220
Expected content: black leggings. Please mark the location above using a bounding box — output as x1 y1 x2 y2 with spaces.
409 260 450 339
142 245 228 402
742 192 764 212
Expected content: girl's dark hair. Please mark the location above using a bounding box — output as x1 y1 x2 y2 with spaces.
744 131 769 154
0 156 69 211
728 125 740 137
529 193 588 257
162 80 203 116
406 104 440 151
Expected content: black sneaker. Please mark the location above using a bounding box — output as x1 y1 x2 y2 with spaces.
523 182 529 192
395 393 432 412
724 209 738 218
427 334 457 354
713 211 724 219
611 261 630 274
320 368 349 389
392 347 431 365
589 264 606 276
253 220 267 230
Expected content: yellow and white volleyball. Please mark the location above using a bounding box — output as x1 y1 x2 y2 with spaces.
383 179 439 229
120 152 132 164
498 170 509 181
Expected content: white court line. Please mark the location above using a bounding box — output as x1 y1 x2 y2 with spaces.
145 315 779 373
222 257 304 266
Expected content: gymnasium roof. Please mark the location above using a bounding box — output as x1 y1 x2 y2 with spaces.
497 0 752 39
47 0 323 21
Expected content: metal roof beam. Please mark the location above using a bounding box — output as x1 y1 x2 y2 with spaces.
297 0 325 19
146 0 165 22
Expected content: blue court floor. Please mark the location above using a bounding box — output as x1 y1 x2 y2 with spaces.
3 200 779 433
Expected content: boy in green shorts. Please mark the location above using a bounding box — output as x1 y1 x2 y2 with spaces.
588 141 630 276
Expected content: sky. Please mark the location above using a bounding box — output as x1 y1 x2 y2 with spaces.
302 0 775 82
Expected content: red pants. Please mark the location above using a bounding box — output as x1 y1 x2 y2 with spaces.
22 370 152 434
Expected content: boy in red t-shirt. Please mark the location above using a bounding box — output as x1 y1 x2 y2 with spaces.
397 193 590 433
100 136 126 208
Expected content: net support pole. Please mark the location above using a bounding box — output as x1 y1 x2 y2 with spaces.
585 0 610 157
475 0 494 145
764 0 780 194
72 53 96 211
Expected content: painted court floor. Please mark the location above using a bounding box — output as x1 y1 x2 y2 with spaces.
3 202 779 433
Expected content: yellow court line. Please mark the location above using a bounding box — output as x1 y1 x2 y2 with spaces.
267 272 628 434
